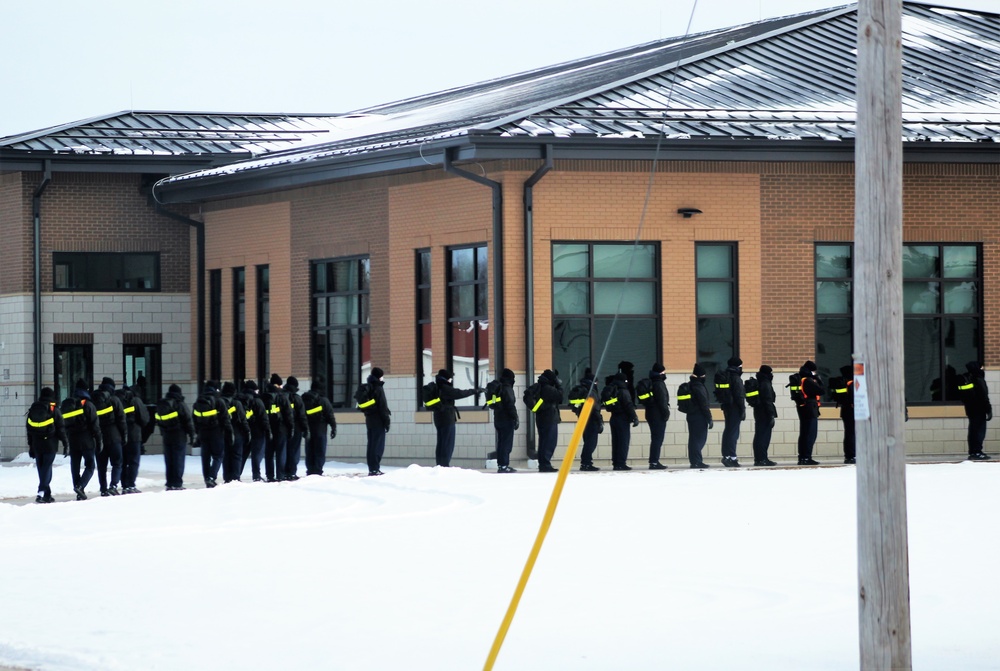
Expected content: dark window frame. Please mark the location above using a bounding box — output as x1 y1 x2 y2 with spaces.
209 269 222 383
233 267 246 388
122 343 161 405
416 249 432 405
695 242 739 383
815 242 855 384
53 252 161 292
256 265 270 388
446 244 489 406
54 344 94 401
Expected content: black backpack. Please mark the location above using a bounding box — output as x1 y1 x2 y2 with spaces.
60 397 87 432
744 377 761 408
676 382 692 414
93 390 115 428
600 384 620 410
567 383 590 415
483 379 503 409
421 381 440 408
26 399 57 439
635 377 655 408
713 371 731 405
115 388 136 425
523 382 543 413
155 397 181 428
957 373 976 400
192 393 219 428
354 383 375 412
787 373 804 404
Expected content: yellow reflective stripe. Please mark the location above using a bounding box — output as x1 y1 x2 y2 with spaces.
270 405 280 414
155 411 178 421
123 405 135 414
603 398 618 406
63 409 84 419
789 385 800 391
290 403 295 409
745 390 759 397
357 399 376 409
96 406 113 416
835 388 848 394
246 410 254 420
677 394 691 401
485 395 501 406
424 397 440 407
716 383 730 389
638 392 652 400
306 405 324 414
958 383 974 391
228 406 236 415
194 408 218 418
569 399 586 406
28 417 55 428
531 398 544 413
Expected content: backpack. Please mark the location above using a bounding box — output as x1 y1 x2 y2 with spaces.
787 373 804 404
523 383 543 413
600 384 620 410
93 390 115 428
235 392 256 422
957 373 976 400
828 376 847 405
483 379 503 409
635 377 655 408
676 382 692 414
713 371 731 406
567 383 590 415
60 397 87 432
354 383 376 412
192 393 220 428
115 388 136 425
421 381 440 408
155 397 181 429
26 399 57 438
744 377 761 408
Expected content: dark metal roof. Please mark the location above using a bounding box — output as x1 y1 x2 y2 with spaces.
147 2 1000 200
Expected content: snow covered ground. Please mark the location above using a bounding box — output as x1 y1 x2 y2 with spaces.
1 455 998 671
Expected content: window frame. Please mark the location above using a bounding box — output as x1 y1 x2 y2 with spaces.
256 265 270 388
416 249 433 404
814 242 855 384
209 269 222 383
233 267 246 388
446 244 489 406
52 252 161 292
123 343 161 405
695 242 739 383
54 344 93 402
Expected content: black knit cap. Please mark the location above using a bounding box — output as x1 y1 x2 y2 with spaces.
221 381 236 396
652 363 665 373
437 369 452 381
692 363 706 377
244 380 258 391
75 379 89 391
371 367 384 379
101 376 115 387
40 387 55 399
270 373 283 387
804 360 818 372
582 368 594 381
758 365 773 375
728 357 742 367
168 383 182 394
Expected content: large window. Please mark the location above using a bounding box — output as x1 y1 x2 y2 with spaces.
54 344 93 401
904 244 981 403
815 243 854 382
814 243 981 403
696 243 738 382
417 250 433 395
233 267 246 387
53 252 159 291
256 265 269 386
209 269 222 383
552 242 659 385
123 343 161 404
448 245 489 405
311 257 370 408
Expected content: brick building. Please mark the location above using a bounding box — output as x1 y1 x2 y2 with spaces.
4 2 999 466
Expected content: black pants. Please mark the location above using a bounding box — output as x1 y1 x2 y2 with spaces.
266 429 288 480
434 417 457 467
162 430 187 488
721 411 742 459
121 432 142 489
842 414 856 460
647 415 666 464
494 418 515 468
97 435 123 491
223 431 246 482
580 420 600 467
967 414 987 454
366 417 387 472
797 406 818 460
752 410 774 462
69 436 97 491
306 427 329 475
34 448 57 497
199 429 225 483
242 429 267 480
610 413 631 467
285 430 305 478
687 415 708 466
536 419 558 469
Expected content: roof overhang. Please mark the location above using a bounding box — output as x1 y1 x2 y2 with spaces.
0 150 231 175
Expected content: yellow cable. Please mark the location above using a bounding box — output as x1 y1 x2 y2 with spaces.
483 397 595 671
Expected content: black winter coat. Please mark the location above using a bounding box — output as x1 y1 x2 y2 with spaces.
432 379 476 426
688 377 713 423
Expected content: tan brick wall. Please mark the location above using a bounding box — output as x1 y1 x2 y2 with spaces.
0 172 30 294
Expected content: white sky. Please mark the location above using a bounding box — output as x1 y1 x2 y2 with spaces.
0 0 995 138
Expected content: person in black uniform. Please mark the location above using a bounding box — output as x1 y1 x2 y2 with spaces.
493 368 519 473
156 383 196 490
361 367 391 476
63 379 103 500
432 369 482 468
193 381 233 488
645 363 670 470
572 369 603 472
283 376 309 481
606 372 639 471
220 381 250 482
238 380 271 481
719 357 746 467
533 369 564 472
961 360 992 461
687 364 713 469
835 365 856 464
796 361 824 465
264 374 293 481
93 377 128 496
117 384 151 494
751 365 778 466
302 376 337 476
26 387 69 503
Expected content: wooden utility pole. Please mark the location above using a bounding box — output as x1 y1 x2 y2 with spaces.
854 0 912 668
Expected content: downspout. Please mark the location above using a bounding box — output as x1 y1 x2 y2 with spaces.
148 194 206 388
32 161 52 399
443 149 505 375
522 145 553 459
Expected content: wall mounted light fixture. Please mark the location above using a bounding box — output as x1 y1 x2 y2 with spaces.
677 208 703 218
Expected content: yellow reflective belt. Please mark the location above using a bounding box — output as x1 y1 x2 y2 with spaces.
485 395 501 406
531 398 544 413
790 385 800 391
677 394 691 401
270 405 280 414
424 397 440 407
123 405 135 414
194 408 218 418
716 383 730 389
155 411 178 421
63 409 84 419
569 399 586 406
835 388 848 394
638 392 652 400
357 399 376 409
246 410 254 420
603 398 618 407
306 405 323 415
745 390 759 397
28 417 54 428
959 383 974 391
228 406 236 415
96 406 113 416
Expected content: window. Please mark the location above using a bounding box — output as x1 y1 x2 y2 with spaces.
417 250 433 395
53 252 159 291
448 245 489 405
256 265 269 386
54 344 93 401
123 344 161 404
311 257 370 407
903 244 981 403
233 267 246 386
209 269 222 383
815 243 854 382
695 243 738 381
552 242 659 384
